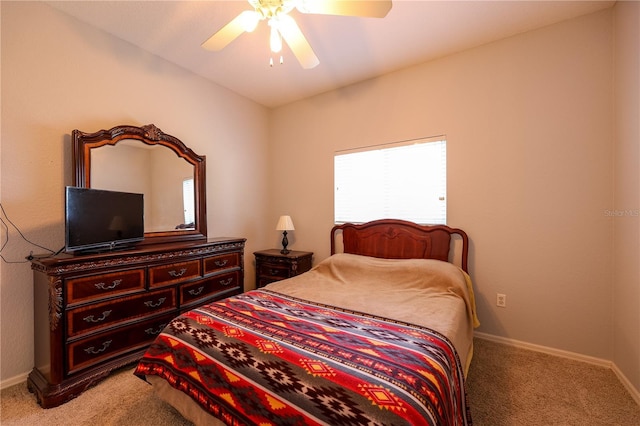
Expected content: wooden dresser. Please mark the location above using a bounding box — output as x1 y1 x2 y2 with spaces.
28 238 245 408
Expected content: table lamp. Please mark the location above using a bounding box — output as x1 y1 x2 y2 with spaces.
275 215 295 254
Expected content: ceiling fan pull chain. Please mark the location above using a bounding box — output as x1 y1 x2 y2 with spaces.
269 55 285 67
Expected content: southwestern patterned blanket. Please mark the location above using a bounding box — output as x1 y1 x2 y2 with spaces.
135 289 472 426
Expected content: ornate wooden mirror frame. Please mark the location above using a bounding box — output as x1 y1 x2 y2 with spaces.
72 124 207 246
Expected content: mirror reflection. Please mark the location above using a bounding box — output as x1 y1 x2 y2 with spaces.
91 141 195 233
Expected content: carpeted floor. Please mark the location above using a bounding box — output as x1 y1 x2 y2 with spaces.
1 337 639 425
465 338 640 425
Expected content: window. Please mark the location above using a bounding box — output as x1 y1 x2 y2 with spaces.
183 178 195 226
334 137 446 225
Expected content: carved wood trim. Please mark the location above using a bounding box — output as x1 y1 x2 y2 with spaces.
31 241 246 276
48 276 63 331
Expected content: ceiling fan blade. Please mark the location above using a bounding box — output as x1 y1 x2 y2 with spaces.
201 10 260 51
296 0 392 18
277 14 319 69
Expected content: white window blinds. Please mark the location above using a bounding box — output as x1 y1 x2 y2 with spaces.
334 138 446 225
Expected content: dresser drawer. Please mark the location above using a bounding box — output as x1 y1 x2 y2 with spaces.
66 288 176 338
203 252 240 275
180 271 241 307
149 260 201 287
67 269 145 305
67 313 175 375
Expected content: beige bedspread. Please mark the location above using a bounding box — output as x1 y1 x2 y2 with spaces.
267 253 480 374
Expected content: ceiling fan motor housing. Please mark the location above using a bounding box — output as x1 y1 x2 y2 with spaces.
249 0 296 19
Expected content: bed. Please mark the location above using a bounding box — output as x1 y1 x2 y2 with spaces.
134 219 479 425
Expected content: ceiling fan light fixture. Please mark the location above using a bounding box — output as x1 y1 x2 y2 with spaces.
250 0 296 19
203 0 391 68
269 20 283 53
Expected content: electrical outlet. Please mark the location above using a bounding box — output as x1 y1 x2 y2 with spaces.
496 293 507 307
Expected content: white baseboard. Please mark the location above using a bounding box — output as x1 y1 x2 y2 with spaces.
474 332 640 406
0 372 29 391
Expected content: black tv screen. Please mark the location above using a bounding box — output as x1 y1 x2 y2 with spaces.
65 186 144 253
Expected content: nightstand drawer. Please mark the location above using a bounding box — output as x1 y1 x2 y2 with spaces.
67 269 145 306
258 263 290 279
149 260 201 287
66 288 176 338
257 276 280 288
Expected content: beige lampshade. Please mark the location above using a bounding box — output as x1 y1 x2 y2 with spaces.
275 215 295 231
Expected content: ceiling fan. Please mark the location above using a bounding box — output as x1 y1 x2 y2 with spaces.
202 0 392 69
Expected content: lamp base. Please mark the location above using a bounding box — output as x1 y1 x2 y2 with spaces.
280 231 289 255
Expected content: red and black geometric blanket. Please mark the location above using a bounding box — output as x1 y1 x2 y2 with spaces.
135 290 472 426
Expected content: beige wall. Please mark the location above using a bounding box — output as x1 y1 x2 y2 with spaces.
613 1 640 393
0 2 270 383
271 9 617 363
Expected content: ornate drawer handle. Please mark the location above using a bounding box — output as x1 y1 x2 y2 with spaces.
95 279 122 290
144 297 167 308
168 268 187 277
144 325 166 335
83 310 112 323
84 340 112 355
188 286 204 296
214 259 228 267
219 278 233 286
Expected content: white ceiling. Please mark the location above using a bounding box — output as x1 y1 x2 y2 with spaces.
46 0 614 108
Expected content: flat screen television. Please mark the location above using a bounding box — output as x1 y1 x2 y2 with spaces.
65 186 144 254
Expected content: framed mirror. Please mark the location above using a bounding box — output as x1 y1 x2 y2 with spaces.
73 124 207 246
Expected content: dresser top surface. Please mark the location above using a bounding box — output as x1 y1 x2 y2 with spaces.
254 249 313 259
32 237 246 270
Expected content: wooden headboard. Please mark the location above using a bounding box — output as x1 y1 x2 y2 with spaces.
331 219 469 273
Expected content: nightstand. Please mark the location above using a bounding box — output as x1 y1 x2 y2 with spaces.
254 249 313 288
